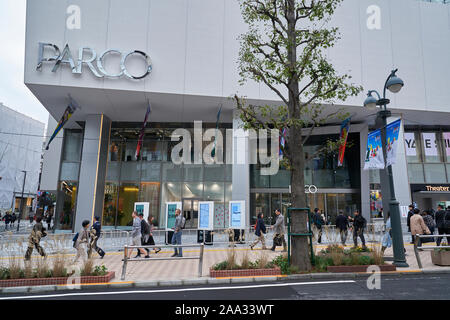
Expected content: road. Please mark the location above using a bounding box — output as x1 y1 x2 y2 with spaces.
1 274 449 300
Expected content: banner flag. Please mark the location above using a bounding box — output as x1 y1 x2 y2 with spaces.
45 96 78 150
386 119 401 167
279 128 287 160
337 117 351 167
363 129 385 170
211 105 222 158
135 102 151 159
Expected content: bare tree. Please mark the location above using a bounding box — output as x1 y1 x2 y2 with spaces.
235 0 362 271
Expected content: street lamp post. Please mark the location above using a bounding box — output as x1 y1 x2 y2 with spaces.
18 170 27 232
364 69 409 267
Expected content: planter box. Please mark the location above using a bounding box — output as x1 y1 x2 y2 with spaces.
431 250 450 266
327 265 396 273
210 267 281 278
0 271 115 288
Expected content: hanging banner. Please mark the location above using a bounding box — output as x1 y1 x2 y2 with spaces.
45 97 78 150
404 132 417 156
135 102 151 159
385 119 401 167
443 132 450 158
422 132 438 156
364 129 385 170
337 117 351 167
198 201 214 230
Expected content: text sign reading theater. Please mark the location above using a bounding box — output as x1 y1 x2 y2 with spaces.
36 43 152 80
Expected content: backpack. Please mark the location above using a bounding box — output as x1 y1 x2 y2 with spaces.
181 216 186 229
72 232 79 248
141 220 150 235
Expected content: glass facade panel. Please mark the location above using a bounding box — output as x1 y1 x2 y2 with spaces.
422 132 440 163
184 165 203 182
408 163 425 183
404 132 420 163
204 165 225 182
251 193 270 226
424 163 447 183
103 182 118 226
139 182 160 219
443 132 450 162
62 131 83 162
183 182 203 198
162 163 183 181
117 183 139 227
55 181 77 230
140 162 161 181
59 162 80 181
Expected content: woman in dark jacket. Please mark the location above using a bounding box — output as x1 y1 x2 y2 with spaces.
250 213 267 250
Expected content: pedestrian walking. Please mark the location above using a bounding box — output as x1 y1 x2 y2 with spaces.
270 209 287 252
88 216 105 259
421 210 436 243
148 216 161 254
407 204 415 244
171 209 185 257
349 210 367 249
312 208 325 243
45 212 52 231
381 212 392 254
4 211 11 230
28 210 34 225
128 211 148 259
24 216 47 260
136 212 151 258
410 208 430 246
250 213 267 250
73 220 91 264
335 210 349 246
11 212 16 228
435 205 450 246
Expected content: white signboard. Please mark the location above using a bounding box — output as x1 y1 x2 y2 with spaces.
165 202 182 231
229 201 246 230
198 201 214 231
134 202 149 221
422 132 438 156
400 206 409 218
404 132 416 156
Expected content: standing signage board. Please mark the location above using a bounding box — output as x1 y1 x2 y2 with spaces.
165 202 182 231
229 201 246 230
198 201 214 230
134 202 149 221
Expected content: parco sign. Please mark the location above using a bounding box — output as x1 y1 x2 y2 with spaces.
36 43 152 80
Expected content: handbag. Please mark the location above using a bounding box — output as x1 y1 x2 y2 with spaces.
273 234 282 246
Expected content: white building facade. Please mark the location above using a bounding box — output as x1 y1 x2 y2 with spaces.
25 0 450 232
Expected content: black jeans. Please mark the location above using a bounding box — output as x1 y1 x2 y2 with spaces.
353 228 365 246
436 227 450 246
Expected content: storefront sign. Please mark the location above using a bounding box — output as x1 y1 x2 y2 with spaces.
421 132 438 156
404 132 416 156
229 201 245 230
198 201 214 230
443 132 450 157
36 43 152 80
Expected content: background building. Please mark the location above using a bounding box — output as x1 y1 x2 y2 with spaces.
25 0 450 231
0 102 45 216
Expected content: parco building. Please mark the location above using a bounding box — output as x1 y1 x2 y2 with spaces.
25 0 450 232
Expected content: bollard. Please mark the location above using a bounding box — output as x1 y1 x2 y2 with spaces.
121 245 128 280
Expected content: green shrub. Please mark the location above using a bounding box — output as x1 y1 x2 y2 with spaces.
358 255 372 265
93 265 108 276
213 261 228 271
0 267 10 280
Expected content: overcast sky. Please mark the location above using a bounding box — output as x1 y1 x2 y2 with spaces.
0 0 49 125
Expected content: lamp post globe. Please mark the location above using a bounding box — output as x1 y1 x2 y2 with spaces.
386 75 404 93
363 93 378 109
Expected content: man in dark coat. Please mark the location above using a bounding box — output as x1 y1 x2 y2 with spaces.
406 204 415 244
335 210 349 246
24 216 47 260
349 210 367 248
435 205 450 246
88 216 105 259
250 213 267 250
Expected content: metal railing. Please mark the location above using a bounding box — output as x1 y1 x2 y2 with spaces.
413 233 450 269
120 244 205 280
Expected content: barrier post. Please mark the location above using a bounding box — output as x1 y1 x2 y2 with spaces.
198 243 204 277
121 245 128 280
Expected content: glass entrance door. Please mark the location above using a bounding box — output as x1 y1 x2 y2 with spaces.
182 199 200 229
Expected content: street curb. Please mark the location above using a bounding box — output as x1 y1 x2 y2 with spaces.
29 285 56 293
1 286 29 294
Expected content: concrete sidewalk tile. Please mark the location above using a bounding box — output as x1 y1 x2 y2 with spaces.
230 277 255 284
207 278 231 285
134 280 160 288
108 282 134 289
2 286 29 294
182 278 208 286
29 285 56 293
159 280 183 287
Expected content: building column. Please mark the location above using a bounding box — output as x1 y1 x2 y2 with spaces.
360 123 371 221
74 114 111 231
231 110 250 228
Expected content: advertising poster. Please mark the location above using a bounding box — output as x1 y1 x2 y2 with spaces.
385 119 401 167
165 202 182 230
443 132 450 158
422 132 438 156
229 201 245 229
198 201 214 230
134 202 149 221
337 117 351 167
404 132 417 156
363 129 385 170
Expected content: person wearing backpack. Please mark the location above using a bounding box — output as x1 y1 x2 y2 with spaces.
435 204 450 246
24 216 47 261
313 208 325 243
73 220 91 264
171 209 184 257
88 216 105 259
349 210 367 249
